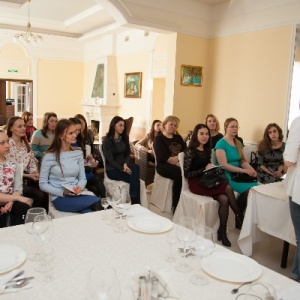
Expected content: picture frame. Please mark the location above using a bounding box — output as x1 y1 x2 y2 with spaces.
124 72 142 98
181 65 203 87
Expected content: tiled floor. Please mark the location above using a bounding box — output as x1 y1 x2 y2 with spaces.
147 191 297 280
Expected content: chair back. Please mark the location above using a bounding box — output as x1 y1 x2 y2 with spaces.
178 152 189 192
125 117 134 136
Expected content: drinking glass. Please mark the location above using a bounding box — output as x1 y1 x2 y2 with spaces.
190 225 215 285
166 228 177 262
113 186 131 233
101 198 109 220
106 185 121 226
39 246 55 282
85 266 120 300
242 282 277 300
24 207 47 260
175 216 196 272
32 214 53 247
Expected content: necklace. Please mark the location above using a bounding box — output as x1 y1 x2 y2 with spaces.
114 136 122 142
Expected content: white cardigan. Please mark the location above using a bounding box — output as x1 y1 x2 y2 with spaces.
284 116 300 204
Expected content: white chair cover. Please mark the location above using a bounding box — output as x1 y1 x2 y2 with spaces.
173 152 220 232
150 149 173 214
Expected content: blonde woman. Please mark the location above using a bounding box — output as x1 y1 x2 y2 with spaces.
215 118 258 222
205 114 223 148
153 115 186 210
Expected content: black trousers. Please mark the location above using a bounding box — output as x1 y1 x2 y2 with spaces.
156 163 182 210
0 201 30 228
86 174 106 199
23 184 49 213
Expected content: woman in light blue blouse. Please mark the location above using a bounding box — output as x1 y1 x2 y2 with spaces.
39 119 101 213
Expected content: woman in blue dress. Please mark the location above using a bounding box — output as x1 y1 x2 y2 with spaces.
215 118 258 223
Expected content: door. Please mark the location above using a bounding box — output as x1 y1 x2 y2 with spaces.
14 83 29 115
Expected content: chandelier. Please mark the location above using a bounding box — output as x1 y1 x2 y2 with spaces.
14 0 43 45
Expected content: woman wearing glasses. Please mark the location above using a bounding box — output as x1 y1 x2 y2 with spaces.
215 118 257 221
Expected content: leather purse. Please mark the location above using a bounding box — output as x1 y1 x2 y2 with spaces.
230 172 257 183
198 166 228 189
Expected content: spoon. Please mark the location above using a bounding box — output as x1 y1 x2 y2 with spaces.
231 282 252 294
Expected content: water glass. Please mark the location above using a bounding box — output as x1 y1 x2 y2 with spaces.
101 198 109 220
190 225 215 285
106 185 121 226
166 228 177 262
85 266 120 300
24 207 47 260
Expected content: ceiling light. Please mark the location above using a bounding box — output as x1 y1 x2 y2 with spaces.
14 0 43 45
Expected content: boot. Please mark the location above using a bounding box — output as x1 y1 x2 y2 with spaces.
217 226 231 247
235 214 244 230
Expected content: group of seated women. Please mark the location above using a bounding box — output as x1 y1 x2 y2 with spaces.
1 112 140 227
146 113 285 247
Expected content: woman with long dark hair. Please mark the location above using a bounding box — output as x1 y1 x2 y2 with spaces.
136 119 162 164
6 116 49 212
102 116 140 204
39 119 101 213
31 112 57 159
257 123 285 183
20 111 36 143
184 124 242 247
215 118 258 216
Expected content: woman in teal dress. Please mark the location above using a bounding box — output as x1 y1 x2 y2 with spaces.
215 118 258 224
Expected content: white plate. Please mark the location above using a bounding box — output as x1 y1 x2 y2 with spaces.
127 215 173 233
201 251 262 282
0 245 26 274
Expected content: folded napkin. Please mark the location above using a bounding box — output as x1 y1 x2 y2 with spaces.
276 285 300 300
0 269 32 295
131 267 180 299
151 268 180 299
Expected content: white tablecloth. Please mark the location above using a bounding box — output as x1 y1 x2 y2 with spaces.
238 182 296 256
0 205 298 300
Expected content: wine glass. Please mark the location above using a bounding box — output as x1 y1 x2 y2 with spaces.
32 214 53 247
175 216 196 272
113 186 131 233
39 246 55 282
100 198 109 220
166 227 177 262
85 266 120 300
106 185 121 226
243 282 277 300
24 207 47 260
190 225 215 285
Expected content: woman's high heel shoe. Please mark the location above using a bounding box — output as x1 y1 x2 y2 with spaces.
235 215 244 230
217 226 231 247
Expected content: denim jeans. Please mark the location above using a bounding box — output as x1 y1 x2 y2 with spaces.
106 164 140 205
289 197 300 280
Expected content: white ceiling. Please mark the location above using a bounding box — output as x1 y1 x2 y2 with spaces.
0 0 231 40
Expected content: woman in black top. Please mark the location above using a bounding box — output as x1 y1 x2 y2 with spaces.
153 115 186 211
205 114 223 148
183 124 242 247
102 116 140 204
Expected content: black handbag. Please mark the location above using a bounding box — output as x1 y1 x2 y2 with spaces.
230 172 257 183
198 166 228 189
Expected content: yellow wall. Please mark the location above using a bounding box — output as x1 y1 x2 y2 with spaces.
37 59 84 117
173 33 209 134
206 26 293 143
152 78 165 121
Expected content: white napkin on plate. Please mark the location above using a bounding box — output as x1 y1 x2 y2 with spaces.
0 269 32 294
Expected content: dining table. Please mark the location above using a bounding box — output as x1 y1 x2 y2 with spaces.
238 182 296 267
0 204 299 300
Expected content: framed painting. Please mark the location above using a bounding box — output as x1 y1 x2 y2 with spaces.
124 72 142 98
181 65 203 87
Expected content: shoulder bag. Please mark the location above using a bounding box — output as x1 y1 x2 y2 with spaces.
230 172 257 183
198 166 228 189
